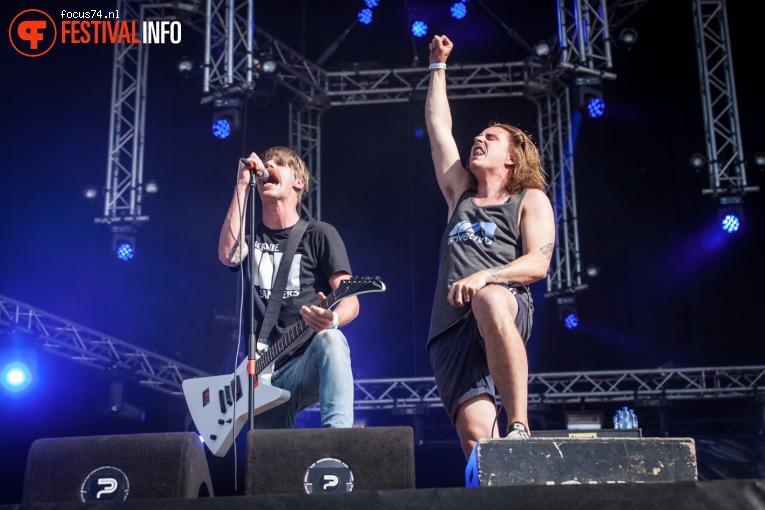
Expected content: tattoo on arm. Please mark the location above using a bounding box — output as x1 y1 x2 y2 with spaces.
540 243 553 260
227 241 240 260
488 263 512 281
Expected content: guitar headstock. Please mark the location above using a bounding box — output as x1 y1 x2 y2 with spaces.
335 276 386 299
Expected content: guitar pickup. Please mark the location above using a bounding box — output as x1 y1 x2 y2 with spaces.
218 389 226 414
233 375 243 401
224 385 233 407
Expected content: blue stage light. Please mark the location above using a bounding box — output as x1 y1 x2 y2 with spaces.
414 128 424 139
564 313 579 330
358 8 373 25
721 213 740 233
587 97 605 119
2 362 32 391
212 118 232 139
451 2 467 19
365 0 379 7
116 241 135 261
412 21 428 38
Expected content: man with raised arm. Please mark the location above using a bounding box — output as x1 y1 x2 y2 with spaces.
425 35 556 459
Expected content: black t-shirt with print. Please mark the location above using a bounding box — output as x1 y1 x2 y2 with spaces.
236 221 352 364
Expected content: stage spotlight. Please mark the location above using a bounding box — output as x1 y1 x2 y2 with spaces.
617 28 638 49
176 56 199 78
532 40 552 59
358 8 373 25
689 153 707 171
82 185 98 200
556 296 579 330
573 75 605 119
144 180 159 194
365 0 379 7
450 2 467 19
414 128 424 139
718 196 744 234
752 152 765 169
586 264 600 278
105 378 146 422
254 55 277 76
0 347 37 393
211 98 242 140
412 20 428 38
111 225 136 261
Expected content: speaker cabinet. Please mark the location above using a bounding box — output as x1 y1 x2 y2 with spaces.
22 432 213 504
245 426 415 495
466 436 697 487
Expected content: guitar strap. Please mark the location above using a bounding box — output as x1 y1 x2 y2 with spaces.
255 218 308 348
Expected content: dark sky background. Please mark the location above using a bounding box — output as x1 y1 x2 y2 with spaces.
1 0 764 503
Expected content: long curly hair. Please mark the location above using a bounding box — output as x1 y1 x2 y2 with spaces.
260 146 310 203
469 122 547 194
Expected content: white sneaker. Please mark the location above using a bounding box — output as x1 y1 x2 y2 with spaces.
506 422 531 438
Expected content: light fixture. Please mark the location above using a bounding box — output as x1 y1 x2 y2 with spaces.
411 20 428 38
532 40 552 59
254 55 277 76
111 225 136 261
82 185 98 200
358 8 373 25
364 0 379 7
689 153 707 171
752 152 765 169
718 195 744 234
144 180 159 194
585 264 600 278
176 56 199 78
617 28 638 49
556 296 579 330
211 98 242 140
104 378 146 422
450 2 467 20
573 75 605 119
0 340 37 394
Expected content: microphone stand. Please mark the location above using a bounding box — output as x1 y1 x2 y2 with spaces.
247 169 260 432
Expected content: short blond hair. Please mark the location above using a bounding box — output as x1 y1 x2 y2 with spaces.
260 146 311 203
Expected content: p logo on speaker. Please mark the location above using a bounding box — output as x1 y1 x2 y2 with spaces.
303 458 354 494
80 466 130 502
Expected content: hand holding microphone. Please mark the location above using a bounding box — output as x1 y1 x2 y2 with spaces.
240 158 270 181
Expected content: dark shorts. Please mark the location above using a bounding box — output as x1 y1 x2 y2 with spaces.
428 286 531 425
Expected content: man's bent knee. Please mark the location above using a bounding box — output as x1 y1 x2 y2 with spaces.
472 285 518 318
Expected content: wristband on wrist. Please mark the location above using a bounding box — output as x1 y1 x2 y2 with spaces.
330 312 339 329
429 63 446 70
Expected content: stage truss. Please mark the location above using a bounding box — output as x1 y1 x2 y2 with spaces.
3 293 764 410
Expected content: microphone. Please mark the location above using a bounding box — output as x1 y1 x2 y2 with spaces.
239 158 269 180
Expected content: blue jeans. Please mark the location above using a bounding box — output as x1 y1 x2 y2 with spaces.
253 329 354 429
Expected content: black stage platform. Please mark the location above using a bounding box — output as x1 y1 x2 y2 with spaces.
4 479 765 510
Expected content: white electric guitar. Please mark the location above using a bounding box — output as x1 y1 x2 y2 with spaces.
182 276 386 457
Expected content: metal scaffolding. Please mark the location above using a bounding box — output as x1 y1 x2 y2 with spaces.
692 0 758 198
3 293 765 410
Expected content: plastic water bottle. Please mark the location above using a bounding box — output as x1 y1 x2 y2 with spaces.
631 409 639 429
620 407 629 429
613 410 621 429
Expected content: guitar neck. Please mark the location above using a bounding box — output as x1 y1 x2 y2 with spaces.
255 292 337 372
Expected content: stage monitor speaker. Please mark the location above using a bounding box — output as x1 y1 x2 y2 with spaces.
22 432 213 504
245 426 415 495
466 436 697 487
